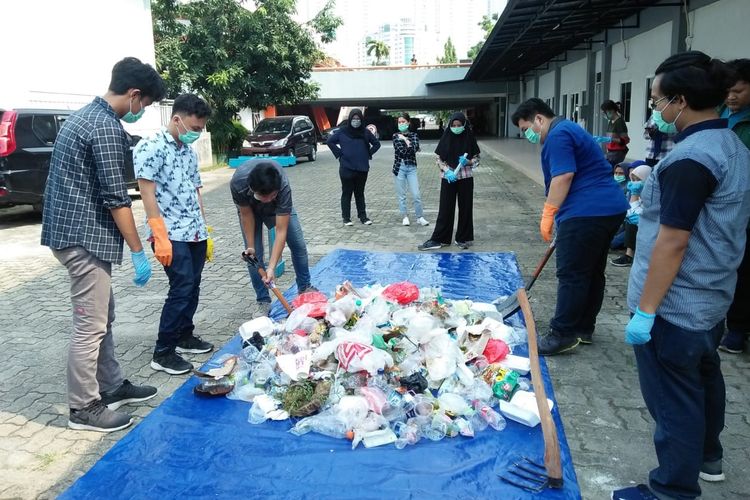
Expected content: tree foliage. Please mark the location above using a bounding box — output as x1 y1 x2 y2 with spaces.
467 13 499 60
366 39 390 66
437 37 457 64
152 0 341 155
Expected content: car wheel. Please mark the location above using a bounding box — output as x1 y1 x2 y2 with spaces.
308 145 317 162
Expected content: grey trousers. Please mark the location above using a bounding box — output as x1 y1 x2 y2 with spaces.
53 246 124 409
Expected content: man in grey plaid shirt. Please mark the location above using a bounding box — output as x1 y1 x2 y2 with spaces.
41 57 166 432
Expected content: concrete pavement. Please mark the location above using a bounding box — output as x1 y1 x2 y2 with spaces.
0 141 748 499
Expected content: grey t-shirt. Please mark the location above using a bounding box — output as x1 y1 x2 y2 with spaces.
230 160 293 225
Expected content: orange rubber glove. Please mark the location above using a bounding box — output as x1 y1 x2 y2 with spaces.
540 202 559 242
147 217 172 267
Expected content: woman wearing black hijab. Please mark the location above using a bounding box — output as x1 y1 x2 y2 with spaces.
326 108 381 225
418 112 480 250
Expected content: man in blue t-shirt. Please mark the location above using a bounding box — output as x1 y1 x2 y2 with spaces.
512 98 628 355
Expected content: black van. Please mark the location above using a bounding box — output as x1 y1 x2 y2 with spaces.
240 115 317 161
0 108 138 212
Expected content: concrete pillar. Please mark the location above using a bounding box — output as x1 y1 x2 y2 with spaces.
554 66 562 115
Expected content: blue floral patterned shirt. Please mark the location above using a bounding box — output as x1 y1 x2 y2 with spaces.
133 128 207 242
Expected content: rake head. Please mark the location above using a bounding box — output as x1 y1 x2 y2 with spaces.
499 456 563 493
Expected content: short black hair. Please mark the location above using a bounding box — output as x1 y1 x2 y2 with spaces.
108 57 167 102
400 112 411 121
600 100 621 112
248 162 282 195
172 94 212 119
655 51 733 110
728 58 750 85
511 98 555 127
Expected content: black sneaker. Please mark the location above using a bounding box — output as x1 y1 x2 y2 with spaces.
343 219 353 226
578 331 593 344
610 254 633 267
176 335 214 354
418 239 442 251
68 400 133 433
299 284 319 293
455 241 470 250
538 330 580 356
100 379 157 410
361 218 373 225
719 330 745 354
151 351 193 375
611 484 658 500
699 459 725 482
253 301 272 318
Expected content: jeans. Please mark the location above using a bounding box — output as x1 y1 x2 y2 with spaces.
551 213 624 337
633 317 725 499
340 167 368 222
156 240 206 354
726 226 750 333
53 246 124 409
431 177 474 243
242 212 311 303
394 164 424 218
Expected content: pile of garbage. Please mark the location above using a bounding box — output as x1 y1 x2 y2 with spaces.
194 281 547 449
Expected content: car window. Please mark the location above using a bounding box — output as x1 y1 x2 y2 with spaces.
254 118 292 135
303 119 313 130
32 115 57 144
293 122 305 133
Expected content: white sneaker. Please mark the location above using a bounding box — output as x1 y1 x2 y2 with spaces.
416 217 430 226
402 216 410 226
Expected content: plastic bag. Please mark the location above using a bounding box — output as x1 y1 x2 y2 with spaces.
335 341 393 374
405 312 438 344
292 291 329 318
289 411 349 439
483 339 510 363
325 295 360 327
382 281 419 305
284 303 318 336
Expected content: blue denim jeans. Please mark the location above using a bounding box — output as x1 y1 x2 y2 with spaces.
241 212 311 303
394 164 424 218
633 317 725 499
156 240 206 354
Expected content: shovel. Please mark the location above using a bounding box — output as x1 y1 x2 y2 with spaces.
500 288 563 492
242 252 294 314
494 238 556 319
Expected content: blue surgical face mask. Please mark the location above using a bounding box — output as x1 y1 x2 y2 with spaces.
398 123 409 132
614 175 626 183
177 116 201 144
628 180 644 195
524 125 540 144
350 119 362 128
122 96 145 123
652 98 681 134
450 126 465 135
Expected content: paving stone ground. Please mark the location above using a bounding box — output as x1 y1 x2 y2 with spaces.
0 142 748 499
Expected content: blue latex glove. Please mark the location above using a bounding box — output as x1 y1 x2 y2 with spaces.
625 308 656 345
444 170 458 183
457 154 468 167
626 212 640 225
594 135 612 144
131 250 152 287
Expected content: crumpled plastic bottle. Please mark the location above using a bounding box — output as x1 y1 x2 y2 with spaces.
289 412 350 439
472 399 507 431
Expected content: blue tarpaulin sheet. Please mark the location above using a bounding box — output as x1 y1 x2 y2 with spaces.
61 250 581 499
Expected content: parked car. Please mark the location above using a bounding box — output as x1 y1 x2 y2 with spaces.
0 108 139 213
241 115 317 161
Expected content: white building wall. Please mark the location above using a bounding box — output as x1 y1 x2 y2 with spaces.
690 0 750 60
538 71 556 101
608 22 673 160
2 0 161 137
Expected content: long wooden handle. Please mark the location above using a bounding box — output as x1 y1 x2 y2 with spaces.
525 240 556 292
257 267 293 314
517 288 563 487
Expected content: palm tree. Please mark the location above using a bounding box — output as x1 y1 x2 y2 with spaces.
366 39 390 66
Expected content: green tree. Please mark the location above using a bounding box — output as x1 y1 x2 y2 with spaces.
366 39 390 66
467 13 499 60
152 0 342 157
438 37 457 64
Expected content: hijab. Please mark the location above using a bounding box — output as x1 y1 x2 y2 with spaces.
342 108 365 139
434 112 480 168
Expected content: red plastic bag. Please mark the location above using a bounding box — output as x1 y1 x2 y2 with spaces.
483 339 510 364
381 281 420 305
292 291 328 318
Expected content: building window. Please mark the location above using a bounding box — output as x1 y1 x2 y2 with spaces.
620 81 632 122
562 94 568 119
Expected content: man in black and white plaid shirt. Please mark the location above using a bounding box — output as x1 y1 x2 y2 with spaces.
41 57 166 433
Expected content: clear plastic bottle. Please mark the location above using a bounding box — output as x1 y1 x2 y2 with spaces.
290 414 349 439
472 400 507 431
468 409 489 432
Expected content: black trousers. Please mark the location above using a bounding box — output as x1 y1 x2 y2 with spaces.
727 227 750 333
551 213 625 337
340 167 368 222
430 177 474 243
623 220 638 250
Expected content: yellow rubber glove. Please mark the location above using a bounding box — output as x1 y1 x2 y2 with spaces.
540 202 559 242
205 226 214 262
147 217 172 267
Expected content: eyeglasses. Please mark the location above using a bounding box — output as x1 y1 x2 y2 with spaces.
649 95 671 111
